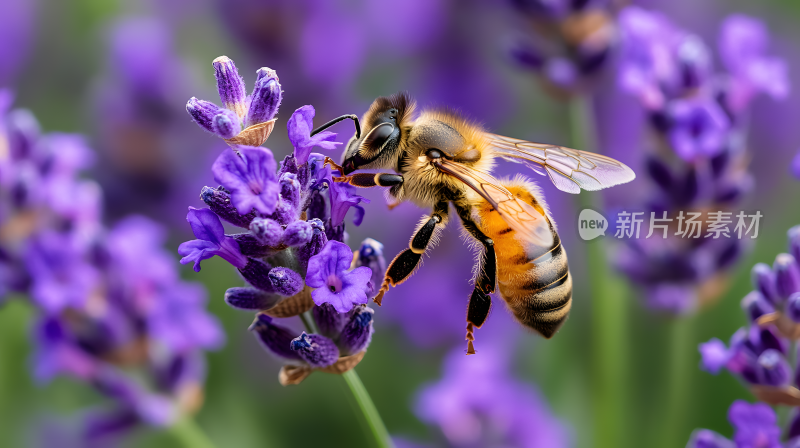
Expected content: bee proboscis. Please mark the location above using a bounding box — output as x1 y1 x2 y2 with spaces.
315 93 635 354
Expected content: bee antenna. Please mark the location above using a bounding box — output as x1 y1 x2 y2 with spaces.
311 114 361 139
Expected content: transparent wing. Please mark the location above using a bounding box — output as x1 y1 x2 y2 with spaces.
433 158 554 250
487 133 636 194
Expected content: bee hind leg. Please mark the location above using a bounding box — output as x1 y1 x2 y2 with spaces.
457 205 497 355
373 201 449 306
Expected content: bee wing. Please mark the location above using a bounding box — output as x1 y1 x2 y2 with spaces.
487 133 636 194
434 158 554 249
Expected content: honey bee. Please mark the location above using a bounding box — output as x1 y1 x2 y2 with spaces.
317 93 635 354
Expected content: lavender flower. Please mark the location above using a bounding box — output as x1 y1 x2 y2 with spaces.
212 145 280 215
178 207 248 272
306 240 373 313
181 58 384 385
403 345 572 447
0 92 224 445
287 105 341 165
615 9 788 314
687 401 782 448
186 56 282 147
698 225 800 421
504 0 618 95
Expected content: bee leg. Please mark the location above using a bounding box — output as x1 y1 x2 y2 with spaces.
456 205 497 355
373 201 449 306
336 172 404 188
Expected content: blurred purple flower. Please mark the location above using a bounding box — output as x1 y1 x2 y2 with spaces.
24 231 99 313
720 15 789 113
411 346 571 447
212 145 280 215
306 240 372 313
147 282 225 353
287 105 341 166
668 98 730 161
178 207 248 272
729 401 782 448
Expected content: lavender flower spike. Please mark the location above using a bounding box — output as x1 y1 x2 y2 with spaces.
213 56 247 119
306 240 372 313
178 207 248 272
287 105 341 165
212 145 280 215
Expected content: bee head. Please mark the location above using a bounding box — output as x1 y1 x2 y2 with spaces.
341 92 415 174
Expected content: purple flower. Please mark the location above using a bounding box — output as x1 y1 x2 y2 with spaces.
686 429 736 448
287 105 341 165
329 181 369 227
147 282 225 353
212 146 280 215
719 14 789 112
24 231 99 313
414 346 571 447
338 306 374 355
699 338 731 374
668 98 730 161
245 71 282 128
728 400 782 448
32 317 99 384
306 240 372 313
178 207 248 272
250 314 302 361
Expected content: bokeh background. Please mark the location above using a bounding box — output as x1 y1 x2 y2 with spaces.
2 0 800 447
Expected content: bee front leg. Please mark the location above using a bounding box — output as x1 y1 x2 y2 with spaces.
456 204 497 355
373 201 448 306
338 173 404 188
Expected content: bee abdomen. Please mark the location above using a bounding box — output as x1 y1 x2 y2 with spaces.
498 233 572 338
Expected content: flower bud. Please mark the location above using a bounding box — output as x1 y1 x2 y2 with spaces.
290 332 339 368
787 293 800 323
245 74 282 127
752 263 779 305
225 287 281 310
283 221 313 247
756 349 791 387
211 109 241 139
201 186 256 228
232 233 273 257
186 97 224 134
356 238 385 297
338 307 374 355
296 219 327 273
250 314 301 360
313 303 348 338
238 259 275 292
268 267 304 297
774 254 800 300
213 56 247 118
249 217 283 247
741 291 774 323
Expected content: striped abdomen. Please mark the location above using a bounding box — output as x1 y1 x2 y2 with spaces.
475 180 572 338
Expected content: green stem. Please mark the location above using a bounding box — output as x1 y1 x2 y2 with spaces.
569 96 629 448
657 317 694 448
168 416 217 448
342 369 394 448
300 311 393 448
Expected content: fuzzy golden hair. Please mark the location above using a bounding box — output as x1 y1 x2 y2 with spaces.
362 91 417 132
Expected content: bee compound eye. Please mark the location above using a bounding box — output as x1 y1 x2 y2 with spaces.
426 149 443 160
